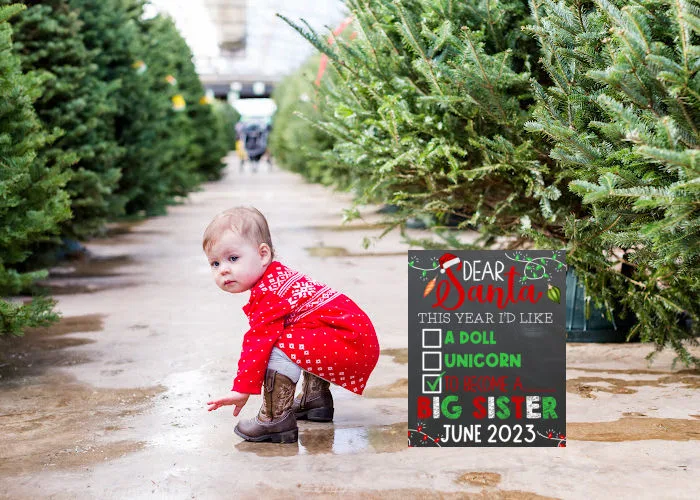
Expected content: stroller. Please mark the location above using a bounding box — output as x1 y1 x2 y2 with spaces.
240 121 271 172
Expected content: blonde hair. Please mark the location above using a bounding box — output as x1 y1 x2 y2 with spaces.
202 206 275 258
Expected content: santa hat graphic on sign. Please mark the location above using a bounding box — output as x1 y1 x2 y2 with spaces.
439 253 461 273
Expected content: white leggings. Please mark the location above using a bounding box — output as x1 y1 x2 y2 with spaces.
267 347 302 383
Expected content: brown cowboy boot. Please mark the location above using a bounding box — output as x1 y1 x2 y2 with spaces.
234 369 298 443
292 371 334 422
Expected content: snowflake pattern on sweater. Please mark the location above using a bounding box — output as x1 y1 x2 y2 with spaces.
233 261 380 395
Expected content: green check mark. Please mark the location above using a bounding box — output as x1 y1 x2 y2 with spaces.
426 371 446 392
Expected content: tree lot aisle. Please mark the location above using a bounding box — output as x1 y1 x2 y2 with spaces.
0 166 697 498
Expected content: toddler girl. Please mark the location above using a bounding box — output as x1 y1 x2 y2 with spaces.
204 207 380 443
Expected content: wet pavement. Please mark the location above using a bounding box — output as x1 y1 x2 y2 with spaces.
1 157 698 499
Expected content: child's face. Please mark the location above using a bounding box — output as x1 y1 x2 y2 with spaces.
205 229 271 294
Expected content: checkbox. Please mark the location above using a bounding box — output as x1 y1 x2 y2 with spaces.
422 373 443 394
422 351 442 371
422 329 442 348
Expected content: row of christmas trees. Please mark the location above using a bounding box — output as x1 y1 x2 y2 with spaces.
0 0 238 335
271 0 699 365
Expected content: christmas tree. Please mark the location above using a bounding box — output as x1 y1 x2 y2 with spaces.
211 99 239 154
71 0 207 216
280 0 561 244
0 3 69 335
268 54 339 185
150 14 228 182
525 0 699 364
4 0 122 246
117 9 199 215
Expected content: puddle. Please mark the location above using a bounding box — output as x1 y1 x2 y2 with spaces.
94 220 166 239
39 278 139 295
382 348 408 365
38 252 141 295
568 417 700 442
235 421 406 456
363 378 408 398
567 373 700 398
27 313 103 336
305 246 407 258
235 440 301 457
0 372 164 475
103 220 148 237
50 254 136 278
455 471 502 487
306 246 350 257
0 314 104 380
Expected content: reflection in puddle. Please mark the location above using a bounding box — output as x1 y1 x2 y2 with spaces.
235 422 406 457
235 440 300 457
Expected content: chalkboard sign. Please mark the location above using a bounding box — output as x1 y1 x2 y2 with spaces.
407 250 566 447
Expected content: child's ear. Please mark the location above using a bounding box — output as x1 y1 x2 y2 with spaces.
258 243 272 264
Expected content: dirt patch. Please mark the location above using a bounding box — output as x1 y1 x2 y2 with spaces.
364 378 408 398
0 314 104 380
0 372 164 475
248 486 556 499
568 417 700 442
455 472 502 487
382 348 408 365
567 372 700 398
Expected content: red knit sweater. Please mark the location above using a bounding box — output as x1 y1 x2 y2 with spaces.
232 261 380 395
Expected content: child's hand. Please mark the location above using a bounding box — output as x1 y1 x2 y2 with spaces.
206 392 250 416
